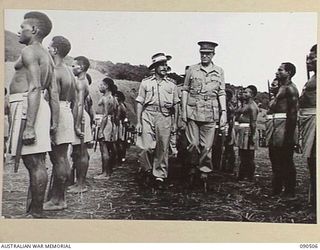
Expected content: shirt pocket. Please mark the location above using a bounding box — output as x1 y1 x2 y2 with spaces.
206 99 219 121
144 87 155 104
187 95 197 106
190 74 203 89
162 87 174 108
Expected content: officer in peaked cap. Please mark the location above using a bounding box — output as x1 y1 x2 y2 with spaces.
198 41 218 52
181 41 227 191
135 53 180 189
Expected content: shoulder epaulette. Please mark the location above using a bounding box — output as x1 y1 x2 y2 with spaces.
142 75 154 81
166 77 177 84
189 63 201 70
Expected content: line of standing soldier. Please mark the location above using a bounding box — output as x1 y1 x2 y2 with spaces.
6 11 132 217
6 10 316 219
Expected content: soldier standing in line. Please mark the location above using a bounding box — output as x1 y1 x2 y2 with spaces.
257 103 267 147
95 77 118 180
181 41 227 190
68 56 93 193
235 85 259 181
136 53 180 189
299 45 317 206
267 63 299 198
221 88 236 173
8 11 59 217
44 36 75 210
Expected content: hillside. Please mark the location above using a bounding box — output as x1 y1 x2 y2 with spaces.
5 30 149 82
85 68 139 122
5 62 139 123
5 30 25 62
4 29 269 123
5 30 140 122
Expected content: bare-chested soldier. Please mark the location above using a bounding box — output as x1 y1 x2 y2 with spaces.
43 36 75 210
267 63 299 198
8 11 59 217
236 85 259 181
69 56 93 193
299 45 317 206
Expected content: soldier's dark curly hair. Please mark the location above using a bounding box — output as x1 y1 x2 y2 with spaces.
24 11 52 38
102 77 117 95
282 62 296 78
51 36 71 58
246 85 258 97
74 56 90 72
311 44 317 54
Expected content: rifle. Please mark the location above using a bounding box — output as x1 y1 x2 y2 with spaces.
14 98 27 173
70 106 85 185
126 125 137 146
218 127 226 171
267 80 271 102
306 55 310 80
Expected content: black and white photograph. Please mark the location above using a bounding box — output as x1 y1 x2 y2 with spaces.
2 9 317 224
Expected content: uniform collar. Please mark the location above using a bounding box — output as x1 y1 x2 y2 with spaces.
197 62 219 74
151 74 170 83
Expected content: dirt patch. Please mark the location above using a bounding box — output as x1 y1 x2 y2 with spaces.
1 146 316 223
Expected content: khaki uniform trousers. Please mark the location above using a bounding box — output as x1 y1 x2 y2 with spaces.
185 119 216 173
136 110 172 179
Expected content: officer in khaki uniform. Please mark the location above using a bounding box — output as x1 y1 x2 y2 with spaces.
181 41 227 186
136 53 180 188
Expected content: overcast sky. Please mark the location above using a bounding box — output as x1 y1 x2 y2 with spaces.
4 10 317 92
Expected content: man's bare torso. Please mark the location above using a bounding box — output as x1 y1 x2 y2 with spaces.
10 44 54 94
56 64 75 102
270 83 299 113
299 75 316 108
238 101 258 123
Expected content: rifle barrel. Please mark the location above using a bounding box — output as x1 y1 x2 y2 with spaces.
306 55 310 80
267 80 271 102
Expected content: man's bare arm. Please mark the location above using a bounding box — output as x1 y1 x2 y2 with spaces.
270 86 286 111
47 69 60 134
69 68 77 105
74 79 86 137
21 47 41 143
285 86 299 146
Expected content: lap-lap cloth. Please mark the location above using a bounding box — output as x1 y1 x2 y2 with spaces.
266 113 299 147
299 108 316 158
72 110 93 145
101 115 118 142
52 101 75 145
236 123 258 150
266 113 286 147
9 92 51 156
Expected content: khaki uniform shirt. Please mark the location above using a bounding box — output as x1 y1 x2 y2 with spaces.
183 63 225 122
136 75 180 114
